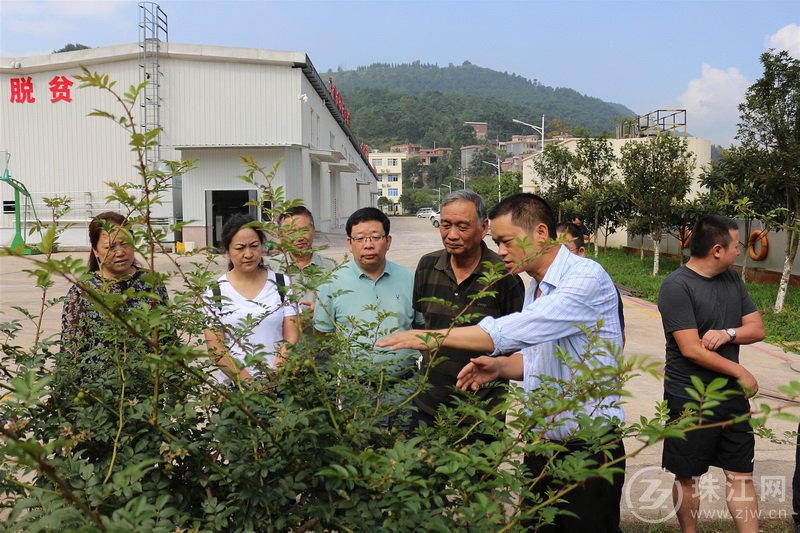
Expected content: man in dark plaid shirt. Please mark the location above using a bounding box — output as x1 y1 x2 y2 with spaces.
411 190 524 436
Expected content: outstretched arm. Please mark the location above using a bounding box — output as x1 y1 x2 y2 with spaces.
377 324 495 353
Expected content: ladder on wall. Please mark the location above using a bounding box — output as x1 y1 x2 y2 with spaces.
138 2 168 169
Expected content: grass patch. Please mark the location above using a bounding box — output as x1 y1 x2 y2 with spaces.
593 248 800 353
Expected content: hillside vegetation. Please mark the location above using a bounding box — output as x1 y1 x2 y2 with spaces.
323 61 637 147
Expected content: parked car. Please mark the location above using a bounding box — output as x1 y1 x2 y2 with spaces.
431 212 441 228
416 207 436 218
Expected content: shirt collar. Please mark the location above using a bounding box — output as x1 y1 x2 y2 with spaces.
537 245 575 295
349 259 392 280
433 241 492 273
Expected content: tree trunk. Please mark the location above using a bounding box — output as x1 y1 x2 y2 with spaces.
653 236 661 276
640 235 645 261
603 223 609 251
741 219 752 283
774 227 799 312
594 208 600 257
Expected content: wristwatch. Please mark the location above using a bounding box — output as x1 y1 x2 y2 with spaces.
725 328 737 341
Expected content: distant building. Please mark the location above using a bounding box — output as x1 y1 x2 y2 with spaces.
499 134 541 156
369 152 406 214
418 147 452 166
500 155 523 172
460 144 482 175
390 143 421 155
463 121 488 140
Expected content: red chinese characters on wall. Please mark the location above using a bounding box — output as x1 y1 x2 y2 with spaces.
8 75 74 104
327 77 351 127
49 76 73 103
9 77 36 103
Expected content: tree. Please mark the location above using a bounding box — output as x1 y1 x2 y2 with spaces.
500 171 522 200
736 50 800 312
467 147 502 179
54 43 90 53
574 137 616 256
426 156 452 189
619 135 695 275
402 156 424 190
400 188 434 213
699 145 773 281
580 179 629 252
532 143 578 221
377 195 393 213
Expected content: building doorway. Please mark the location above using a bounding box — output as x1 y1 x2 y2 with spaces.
205 189 259 250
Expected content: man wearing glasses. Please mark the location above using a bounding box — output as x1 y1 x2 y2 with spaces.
314 207 418 377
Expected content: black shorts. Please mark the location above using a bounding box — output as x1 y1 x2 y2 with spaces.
662 391 754 477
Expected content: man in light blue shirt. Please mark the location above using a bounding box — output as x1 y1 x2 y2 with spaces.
314 207 418 375
379 193 624 532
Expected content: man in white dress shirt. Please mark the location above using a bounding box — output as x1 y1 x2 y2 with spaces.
379 193 624 532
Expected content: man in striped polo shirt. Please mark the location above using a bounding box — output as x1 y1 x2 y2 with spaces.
410 190 524 437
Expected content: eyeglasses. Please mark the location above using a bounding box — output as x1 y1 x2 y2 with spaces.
349 234 387 244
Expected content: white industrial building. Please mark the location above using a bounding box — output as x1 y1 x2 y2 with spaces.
1 38 377 250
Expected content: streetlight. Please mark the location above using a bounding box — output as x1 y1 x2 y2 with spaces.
437 182 452 204
513 115 545 157
453 168 467 191
482 159 501 203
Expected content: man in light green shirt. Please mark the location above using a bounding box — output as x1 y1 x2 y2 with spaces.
314 207 419 375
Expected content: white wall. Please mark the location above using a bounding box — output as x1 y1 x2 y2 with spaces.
1 43 377 248
163 59 301 147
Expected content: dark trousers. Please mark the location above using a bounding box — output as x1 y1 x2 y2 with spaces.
522 438 625 533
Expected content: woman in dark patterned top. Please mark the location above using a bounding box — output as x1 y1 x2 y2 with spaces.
59 212 169 389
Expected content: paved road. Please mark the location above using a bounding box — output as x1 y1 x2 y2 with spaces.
2 216 798 528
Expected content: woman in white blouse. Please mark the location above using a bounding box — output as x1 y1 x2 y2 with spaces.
204 214 299 381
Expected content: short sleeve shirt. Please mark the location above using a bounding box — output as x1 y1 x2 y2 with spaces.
204 269 297 378
412 242 525 415
658 266 757 399
314 260 419 372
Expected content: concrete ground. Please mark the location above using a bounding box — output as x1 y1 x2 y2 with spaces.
2 216 798 530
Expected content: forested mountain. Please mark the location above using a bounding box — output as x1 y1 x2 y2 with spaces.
323 61 637 148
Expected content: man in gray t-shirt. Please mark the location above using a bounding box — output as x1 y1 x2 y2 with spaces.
658 214 765 533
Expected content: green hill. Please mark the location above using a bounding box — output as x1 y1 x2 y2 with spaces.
323 61 637 148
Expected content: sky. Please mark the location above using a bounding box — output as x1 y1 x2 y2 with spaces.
2 0 799 146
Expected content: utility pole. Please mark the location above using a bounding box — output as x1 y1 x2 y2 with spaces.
482 160 501 203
